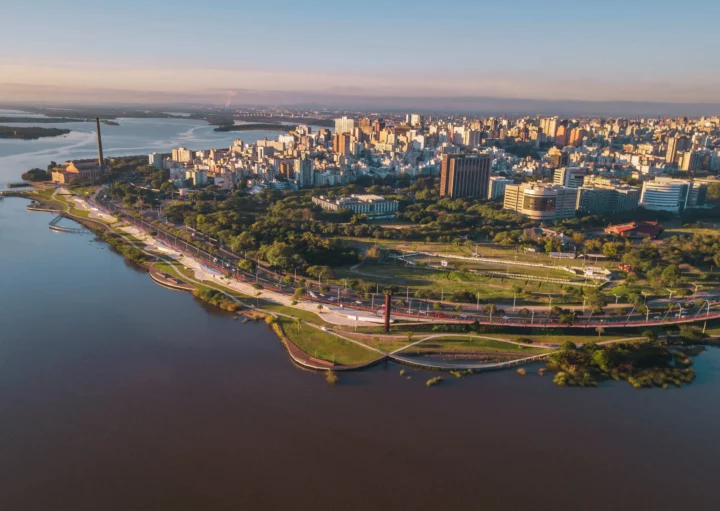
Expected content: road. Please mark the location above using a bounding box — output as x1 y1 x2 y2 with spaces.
82 189 720 330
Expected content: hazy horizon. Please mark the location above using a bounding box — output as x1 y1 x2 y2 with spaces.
3 0 720 116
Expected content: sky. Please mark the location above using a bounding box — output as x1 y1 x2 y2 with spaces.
2 0 720 111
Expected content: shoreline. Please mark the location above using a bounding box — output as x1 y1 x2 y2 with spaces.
11 188 717 383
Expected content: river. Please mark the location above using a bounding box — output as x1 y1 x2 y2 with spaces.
0 109 312 188
1 197 720 510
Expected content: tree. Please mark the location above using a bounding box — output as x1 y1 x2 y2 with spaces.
432 301 442 311
560 340 577 352
591 349 611 372
595 326 605 339
518 308 531 317
230 232 256 253
293 318 302 332
662 264 681 287
642 329 658 344
483 303 497 314
585 288 606 314
237 259 254 272
679 325 706 342
559 312 575 325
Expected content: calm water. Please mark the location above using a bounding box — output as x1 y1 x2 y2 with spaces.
0 109 304 187
2 198 720 510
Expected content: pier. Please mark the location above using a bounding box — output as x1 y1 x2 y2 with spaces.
48 214 88 234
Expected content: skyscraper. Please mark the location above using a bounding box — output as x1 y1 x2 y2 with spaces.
665 135 691 165
568 127 587 147
293 157 313 189
332 133 352 155
440 153 491 198
334 116 355 134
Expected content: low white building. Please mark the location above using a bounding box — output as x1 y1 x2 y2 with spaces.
312 194 398 218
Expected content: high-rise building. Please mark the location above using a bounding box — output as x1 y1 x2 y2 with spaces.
680 150 705 172
293 157 313 189
546 147 569 169
568 127 587 147
576 177 640 215
488 175 514 200
555 125 568 147
503 183 578 221
665 135 691 165
553 167 586 188
640 177 708 213
463 130 482 147
439 153 492 198
334 116 355 134
540 117 558 139
332 133 352 155
148 152 164 169
172 146 193 163
409 113 424 127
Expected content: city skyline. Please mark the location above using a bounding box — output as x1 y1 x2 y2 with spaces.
3 0 720 113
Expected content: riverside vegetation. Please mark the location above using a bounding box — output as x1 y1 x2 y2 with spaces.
545 332 703 388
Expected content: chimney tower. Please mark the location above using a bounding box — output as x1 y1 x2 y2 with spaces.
384 294 392 333
96 118 105 172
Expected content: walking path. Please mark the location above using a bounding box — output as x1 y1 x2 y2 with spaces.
389 336 645 371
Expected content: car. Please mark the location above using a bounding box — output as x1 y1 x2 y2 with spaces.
355 301 363 305
653 315 662 320
459 314 468 319
328 297 337 302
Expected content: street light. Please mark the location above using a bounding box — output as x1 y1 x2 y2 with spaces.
666 288 674 301
613 294 620 305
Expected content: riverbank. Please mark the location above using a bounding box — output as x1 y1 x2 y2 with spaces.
15 186 715 382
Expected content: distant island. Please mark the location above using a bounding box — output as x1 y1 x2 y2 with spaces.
213 123 293 132
101 120 120 126
0 116 83 123
0 126 71 140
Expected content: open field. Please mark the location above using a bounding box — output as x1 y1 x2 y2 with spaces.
333 263 570 304
411 256 580 280
333 236 619 269
278 318 379 365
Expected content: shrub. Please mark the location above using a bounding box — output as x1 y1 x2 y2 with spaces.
426 377 443 387
325 371 338 385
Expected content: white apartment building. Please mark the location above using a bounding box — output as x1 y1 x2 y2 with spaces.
640 177 708 213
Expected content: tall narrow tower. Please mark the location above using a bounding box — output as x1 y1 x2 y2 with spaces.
96 118 105 172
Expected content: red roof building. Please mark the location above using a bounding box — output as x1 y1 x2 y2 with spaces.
604 221 664 239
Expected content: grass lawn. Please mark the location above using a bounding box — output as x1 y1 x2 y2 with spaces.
353 336 415 353
262 303 333 327
498 333 629 345
401 336 546 354
333 263 569 304
278 318 379 365
69 185 100 197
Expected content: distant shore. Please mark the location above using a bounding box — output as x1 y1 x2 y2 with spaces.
0 126 71 140
213 123 293 132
